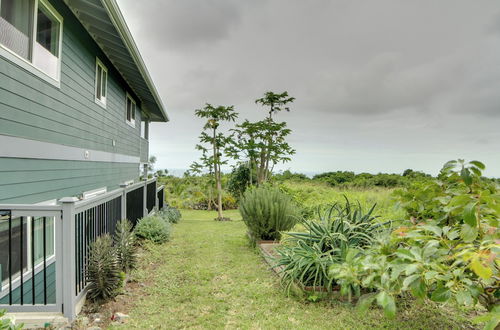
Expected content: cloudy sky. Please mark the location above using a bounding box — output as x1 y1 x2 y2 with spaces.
118 0 500 177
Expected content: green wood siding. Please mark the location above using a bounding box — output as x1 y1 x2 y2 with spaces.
0 262 56 305
0 0 145 204
0 0 143 156
0 158 139 204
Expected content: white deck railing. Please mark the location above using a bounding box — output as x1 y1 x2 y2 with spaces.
0 178 165 320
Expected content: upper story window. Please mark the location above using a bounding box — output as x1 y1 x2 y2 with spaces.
95 58 107 107
0 0 62 82
126 94 136 127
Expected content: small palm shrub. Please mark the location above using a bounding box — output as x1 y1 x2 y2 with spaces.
239 186 300 245
161 206 182 223
86 234 121 302
113 219 137 272
135 215 171 244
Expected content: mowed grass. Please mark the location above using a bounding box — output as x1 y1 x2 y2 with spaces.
118 209 470 329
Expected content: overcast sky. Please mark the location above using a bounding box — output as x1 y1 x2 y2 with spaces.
118 0 500 177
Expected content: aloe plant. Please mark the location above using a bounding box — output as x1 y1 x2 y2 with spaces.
276 197 386 292
286 197 387 258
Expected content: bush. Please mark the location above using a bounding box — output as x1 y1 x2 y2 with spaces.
328 160 500 326
135 215 171 244
86 234 121 302
161 206 182 223
113 219 137 272
239 186 300 244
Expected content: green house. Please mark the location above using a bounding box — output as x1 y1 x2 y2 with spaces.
0 0 168 322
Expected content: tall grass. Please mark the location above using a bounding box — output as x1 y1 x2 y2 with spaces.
279 180 406 221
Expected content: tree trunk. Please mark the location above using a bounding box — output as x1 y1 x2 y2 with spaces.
213 128 224 220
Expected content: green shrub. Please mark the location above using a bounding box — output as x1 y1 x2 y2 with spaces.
135 215 171 244
86 234 121 302
239 186 300 244
160 206 182 223
328 160 500 327
113 219 137 272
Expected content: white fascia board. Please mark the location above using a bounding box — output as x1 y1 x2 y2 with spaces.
0 134 140 163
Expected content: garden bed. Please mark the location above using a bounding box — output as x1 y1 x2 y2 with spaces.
258 242 341 293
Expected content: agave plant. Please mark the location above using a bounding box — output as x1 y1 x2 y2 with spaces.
286 197 387 258
275 241 335 292
86 234 121 302
276 197 389 291
114 219 137 272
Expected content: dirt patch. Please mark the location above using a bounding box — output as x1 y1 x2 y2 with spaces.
79 246 158 328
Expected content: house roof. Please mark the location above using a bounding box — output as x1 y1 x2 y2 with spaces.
63 0 169 122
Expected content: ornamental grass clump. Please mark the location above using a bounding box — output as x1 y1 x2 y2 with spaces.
86 234 121 302
135 215 171 244
239 186 300 245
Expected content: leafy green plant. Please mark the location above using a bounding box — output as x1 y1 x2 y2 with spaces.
0 309 23 330
239 186 300 245
135 215 172 244
113 219 137 272
329 160 499 329
86 234 121 302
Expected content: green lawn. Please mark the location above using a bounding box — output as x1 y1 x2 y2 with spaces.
119 209 470 329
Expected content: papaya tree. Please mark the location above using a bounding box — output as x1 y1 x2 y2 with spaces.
191 104 238 220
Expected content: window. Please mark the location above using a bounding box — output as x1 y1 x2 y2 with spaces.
126 94 136 127
95 58 107 106
0 0 62 82
0 212 54 288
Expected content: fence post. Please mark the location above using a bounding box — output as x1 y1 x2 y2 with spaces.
120 184 127 221
143 181 148 218
154 179 159 212
59 197 79 320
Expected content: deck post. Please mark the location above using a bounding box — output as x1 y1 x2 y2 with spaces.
59 197 79 320
120 183 127 220
143 181 148 218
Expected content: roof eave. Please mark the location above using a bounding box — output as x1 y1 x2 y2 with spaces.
102 0 169 122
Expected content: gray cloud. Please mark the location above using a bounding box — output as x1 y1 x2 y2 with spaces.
119 0 500 177
120 0 245 49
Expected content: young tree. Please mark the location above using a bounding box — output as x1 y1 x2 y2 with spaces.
229 119 295 184
255 91 295 183
191 104 238 220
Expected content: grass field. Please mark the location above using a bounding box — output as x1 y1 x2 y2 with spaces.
115 209 470 329
281 181 407 221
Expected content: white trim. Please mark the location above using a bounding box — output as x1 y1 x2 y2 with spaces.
125 92 136 127
36 0 63 81
82 187 107 200
0 134 140 163
94 58 107 108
